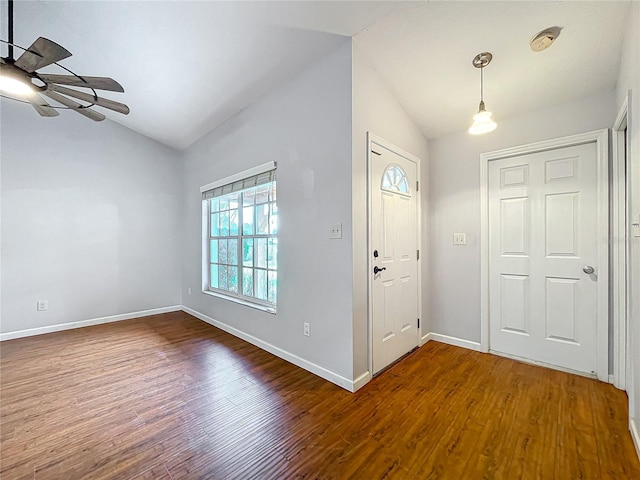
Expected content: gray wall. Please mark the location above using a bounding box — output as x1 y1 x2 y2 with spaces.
0 99 182 334
351 44 430 380
180 40 355 381
616 0 640 437
427 90 617 343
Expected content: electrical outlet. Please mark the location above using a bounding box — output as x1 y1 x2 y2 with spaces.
453 233 467 245
329 223 342 239
188 287 192 295
304 322 310 336
37 300 48 311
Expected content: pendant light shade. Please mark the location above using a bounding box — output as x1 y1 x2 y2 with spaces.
469 100 497 135
469 52 496 135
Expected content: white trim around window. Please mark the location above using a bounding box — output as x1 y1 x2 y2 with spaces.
200 161 277 194
200 161 278 312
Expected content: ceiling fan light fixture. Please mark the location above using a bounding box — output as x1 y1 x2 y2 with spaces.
0 0 128 121
469 52 496 136
0 69 34 98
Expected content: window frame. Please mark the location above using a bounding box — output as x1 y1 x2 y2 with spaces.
200 162 278 313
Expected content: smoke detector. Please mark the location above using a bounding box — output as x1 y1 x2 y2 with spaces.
530 26 562 52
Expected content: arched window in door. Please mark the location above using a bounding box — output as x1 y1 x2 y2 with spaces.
381 164 410 195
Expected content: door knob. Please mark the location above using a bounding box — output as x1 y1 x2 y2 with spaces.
583 265 595 274
373 266 386 274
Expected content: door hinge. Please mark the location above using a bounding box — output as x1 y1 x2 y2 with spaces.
418 318 420 328
417 249 420 260
416 180 419 191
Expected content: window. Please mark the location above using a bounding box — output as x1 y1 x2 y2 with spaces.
201 163 278 310
381 164 410 195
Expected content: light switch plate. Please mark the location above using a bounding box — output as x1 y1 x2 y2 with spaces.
330 223 342 239
453 233 467 245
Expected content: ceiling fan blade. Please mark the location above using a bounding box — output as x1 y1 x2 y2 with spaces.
27 93 60 117
14 37 72 73
39 74 124 93
48 84 130 115
43 90 106 122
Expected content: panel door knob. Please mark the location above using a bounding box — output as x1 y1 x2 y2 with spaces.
583 265 595 274
373 266 386 274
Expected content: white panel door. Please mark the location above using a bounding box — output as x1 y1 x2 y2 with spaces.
488 143 598 374
371 145 419 374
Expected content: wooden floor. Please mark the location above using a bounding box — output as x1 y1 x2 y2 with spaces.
1 312 639 480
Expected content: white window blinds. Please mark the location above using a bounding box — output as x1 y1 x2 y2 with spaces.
201 161 277 200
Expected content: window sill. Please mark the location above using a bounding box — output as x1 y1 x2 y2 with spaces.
201 290 276 315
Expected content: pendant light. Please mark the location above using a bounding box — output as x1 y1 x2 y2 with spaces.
468 52 497 135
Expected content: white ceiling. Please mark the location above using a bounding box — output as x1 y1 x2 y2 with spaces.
355 1 631 139
1 1 632 149
2 0 406 150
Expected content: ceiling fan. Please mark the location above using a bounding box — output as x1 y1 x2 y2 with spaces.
0 0 129 121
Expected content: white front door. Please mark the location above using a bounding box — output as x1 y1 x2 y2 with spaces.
488 142 599 375
371 142 419 374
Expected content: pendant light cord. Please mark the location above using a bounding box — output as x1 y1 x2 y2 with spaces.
8 0 14 60
480 65 484 103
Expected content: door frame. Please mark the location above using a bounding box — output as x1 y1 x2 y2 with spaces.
479 129 610 382
367 132 422 375
613 92 630 390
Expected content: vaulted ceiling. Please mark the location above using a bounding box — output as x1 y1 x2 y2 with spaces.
355 1 630 139
1 1 631 149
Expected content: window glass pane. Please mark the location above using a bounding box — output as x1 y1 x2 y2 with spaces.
268 238 277 270
256 203 269 235
210 239 218 263
270 203 278 235
242 268 253 296
268 271 277 304
255 185 269 204
255 269 267 300
243 206 254 235
228 267 238 293
219 239 228 265
242 239 253 266
210 264 218 289
243 189 255 206
211 213 219 236
204 178 277 305
219 211 230 236
256 238 267 269
219 265 228 290
228 239 238 266
230 209 239 236
229 193 239 209
381 164 410 194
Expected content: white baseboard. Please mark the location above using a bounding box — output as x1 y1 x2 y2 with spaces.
425 332 483 352
0 305 181 341
353 371 372 392
631 418 640 461
180 305 361 392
